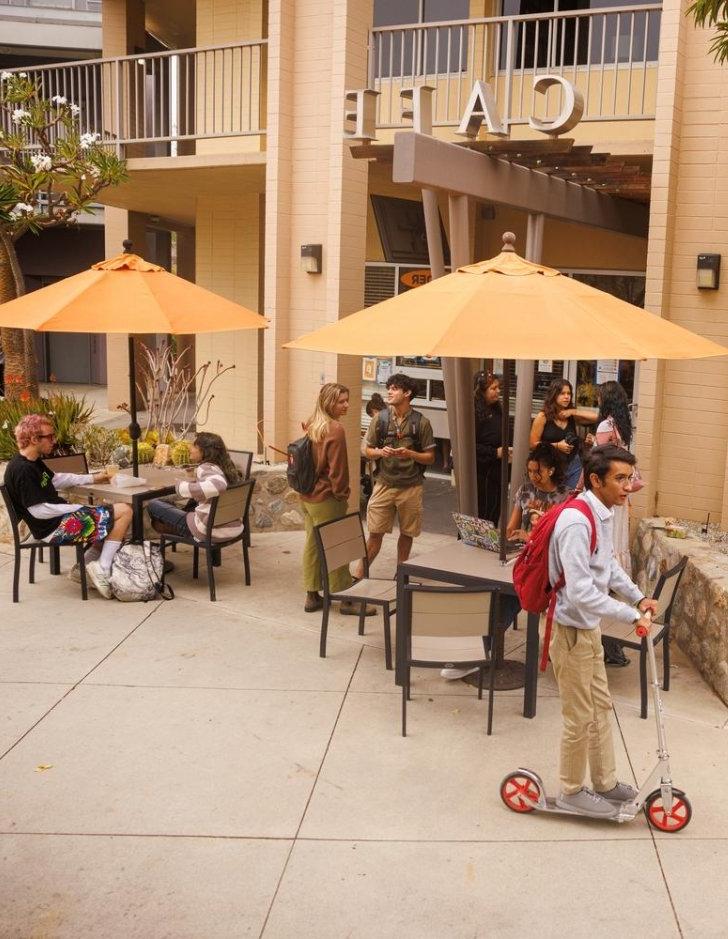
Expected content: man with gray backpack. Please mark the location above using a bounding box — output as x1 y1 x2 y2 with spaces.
355 373 436 578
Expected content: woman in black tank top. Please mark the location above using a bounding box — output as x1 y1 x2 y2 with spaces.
529 379 597 490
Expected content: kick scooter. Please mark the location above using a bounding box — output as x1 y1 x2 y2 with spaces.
500 615 692 832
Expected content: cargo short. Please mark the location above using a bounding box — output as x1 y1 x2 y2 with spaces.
366 481 423 538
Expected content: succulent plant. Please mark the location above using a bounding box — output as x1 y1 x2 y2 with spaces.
171 439 191 467
137 441 154 464
111 444 131 468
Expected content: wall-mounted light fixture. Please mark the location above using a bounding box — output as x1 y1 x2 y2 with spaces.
697 253 721 290
300 244 322 274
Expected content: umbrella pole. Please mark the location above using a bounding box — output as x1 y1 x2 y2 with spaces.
499 361 511 564
128 335 141 477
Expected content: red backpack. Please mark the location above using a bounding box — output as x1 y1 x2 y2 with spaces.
512 498 597 672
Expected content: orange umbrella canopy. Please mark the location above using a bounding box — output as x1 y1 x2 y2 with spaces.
286 246 727 362
0 252 268 334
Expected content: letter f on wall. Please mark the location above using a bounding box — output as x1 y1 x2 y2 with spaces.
456 81 508 138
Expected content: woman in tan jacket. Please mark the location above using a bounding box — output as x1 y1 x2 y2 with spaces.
300 382 365 614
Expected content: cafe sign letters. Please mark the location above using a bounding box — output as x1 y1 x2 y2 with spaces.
344 77 584 142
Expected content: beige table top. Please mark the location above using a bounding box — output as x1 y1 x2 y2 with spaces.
400 540 517 588
68 466 191 503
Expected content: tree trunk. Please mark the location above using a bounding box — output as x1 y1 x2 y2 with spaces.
0 228 36 400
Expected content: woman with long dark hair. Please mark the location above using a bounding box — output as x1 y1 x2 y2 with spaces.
474 371 510 525
146 431 243 542
529 378 597 490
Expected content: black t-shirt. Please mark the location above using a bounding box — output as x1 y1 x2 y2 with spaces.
4 454 68 540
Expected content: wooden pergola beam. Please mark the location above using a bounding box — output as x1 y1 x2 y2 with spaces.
392 132 649 238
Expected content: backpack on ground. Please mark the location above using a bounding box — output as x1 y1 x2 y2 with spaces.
286 435 317 495
512 498 597 672
110 541 174 602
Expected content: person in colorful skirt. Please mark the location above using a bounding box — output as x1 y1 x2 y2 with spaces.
4 414 133 598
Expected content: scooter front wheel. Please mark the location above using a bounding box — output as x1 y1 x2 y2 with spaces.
500 772 541 813
645 788 692 832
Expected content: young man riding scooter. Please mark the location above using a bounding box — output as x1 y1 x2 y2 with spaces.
548 444 658 818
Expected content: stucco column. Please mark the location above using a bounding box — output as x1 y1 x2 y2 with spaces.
264 0 371 502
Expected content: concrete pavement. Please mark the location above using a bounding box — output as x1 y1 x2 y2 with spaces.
0 529 726 938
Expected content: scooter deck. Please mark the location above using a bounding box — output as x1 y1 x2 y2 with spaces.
541 796 638 823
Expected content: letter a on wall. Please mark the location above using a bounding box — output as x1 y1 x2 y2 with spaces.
456 81 508 139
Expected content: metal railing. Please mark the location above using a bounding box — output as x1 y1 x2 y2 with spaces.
369 5 661 129
2 41 267 155
0 0 101 11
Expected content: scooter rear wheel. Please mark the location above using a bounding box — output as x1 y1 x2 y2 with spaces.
645 788 692 832
500 772 541 813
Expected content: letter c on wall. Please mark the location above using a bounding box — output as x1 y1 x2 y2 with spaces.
528 76 584 136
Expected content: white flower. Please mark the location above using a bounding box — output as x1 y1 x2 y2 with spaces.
11 108 30 123
0 71 11 82
30 154 52 172
51 94 67 105
79 131 100 149
69 103 80 115
88 165 101 177
9 202 35 219
17 72 27 78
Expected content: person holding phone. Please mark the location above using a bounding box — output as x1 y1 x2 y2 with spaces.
355 373 436 577
530 379 597 490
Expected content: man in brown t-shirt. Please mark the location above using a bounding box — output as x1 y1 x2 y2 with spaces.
355 373 436 577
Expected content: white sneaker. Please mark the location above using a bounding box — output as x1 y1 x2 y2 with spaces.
85 560 113 599
440 666 479 680
68 563 82 584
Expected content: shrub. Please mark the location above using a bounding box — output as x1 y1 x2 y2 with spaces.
79 424 119 468
0 392 94 460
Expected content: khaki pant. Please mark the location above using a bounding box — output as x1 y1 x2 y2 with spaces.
550 623 617 796
300 497 353 594
366 481 423 537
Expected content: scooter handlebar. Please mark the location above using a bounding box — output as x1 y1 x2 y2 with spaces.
635 610 653 638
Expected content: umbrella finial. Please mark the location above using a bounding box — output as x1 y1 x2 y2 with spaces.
502 232 516 253
122 239 133 254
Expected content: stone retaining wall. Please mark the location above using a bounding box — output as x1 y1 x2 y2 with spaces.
632 519 728 706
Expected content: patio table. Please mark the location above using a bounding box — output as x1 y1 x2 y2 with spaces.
396 541 540 718
67 465 192 543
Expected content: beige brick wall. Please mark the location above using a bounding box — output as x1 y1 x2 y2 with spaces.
194 194 262 452
635 0 728 526
263 0 371 500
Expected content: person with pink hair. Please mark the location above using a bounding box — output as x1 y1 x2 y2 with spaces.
4 414 132 598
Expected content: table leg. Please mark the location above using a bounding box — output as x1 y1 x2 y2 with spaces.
394 570 408 687
49 545 61 575
523 611 540 718
132 497 144 544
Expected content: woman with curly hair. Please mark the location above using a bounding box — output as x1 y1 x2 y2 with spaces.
147 432 243 543
506 443 569 543
529 378 597 490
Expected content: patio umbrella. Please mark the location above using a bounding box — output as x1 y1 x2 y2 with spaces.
0 247 268 474
286 233 728 560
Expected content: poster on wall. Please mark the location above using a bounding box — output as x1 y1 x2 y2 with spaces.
376 358 393 384
596 359 619 384
538 360 553 372
362 357 377 381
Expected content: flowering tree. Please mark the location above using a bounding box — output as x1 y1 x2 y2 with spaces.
0 70 127 398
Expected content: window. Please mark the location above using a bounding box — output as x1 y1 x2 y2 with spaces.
373 0 471 77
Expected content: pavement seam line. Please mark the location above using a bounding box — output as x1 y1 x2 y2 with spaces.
257 644 364 939
614 705 684 938
0 602 162 762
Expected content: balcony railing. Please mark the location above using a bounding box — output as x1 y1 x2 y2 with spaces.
0 0 101 11
369 5 661 129
3 41 267 156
